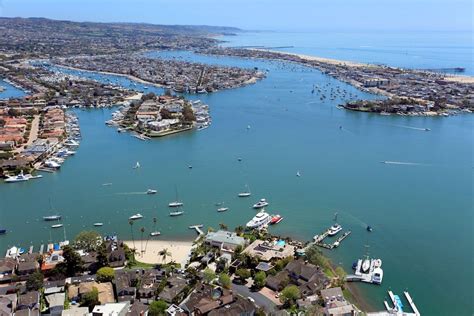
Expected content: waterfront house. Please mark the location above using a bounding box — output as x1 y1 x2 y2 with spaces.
320 287 357 316
204 230 246 252
243 239 296 262
0 258 16 283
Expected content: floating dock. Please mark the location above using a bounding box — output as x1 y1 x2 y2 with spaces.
346 257 383 284
383 290 420 316
313 230 351 249
189 225 204 238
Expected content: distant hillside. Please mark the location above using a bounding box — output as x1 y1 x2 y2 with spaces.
0 17 240 57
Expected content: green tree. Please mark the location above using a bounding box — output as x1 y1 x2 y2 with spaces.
159 248 171 264
234 225 245 235
26 271 44 291
181 104 195 123
80 287 99 312
218 273 231 289
58 245 83 277
235 268 251 281
281 285 300 306
305 245 330 270
254 271 266 289
218 223 228 231
74 231 102 252
334 266 346 288
149 300 168 316
96 267 115 282
96 242 109 269
203 268 216 284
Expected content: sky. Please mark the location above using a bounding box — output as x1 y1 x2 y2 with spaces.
0 0 472 32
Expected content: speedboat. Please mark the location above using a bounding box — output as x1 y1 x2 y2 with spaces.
217 207 229 212
168 201 183 207
0 228 6 235
146 189 157 194
169 210 184 216
253 198 269 209
367 225 373 232
150 231 161 236
93 223 104 227
246 211 271 229
51 224 63 228
328 224 342 236
43 215 61 221
296 171 301 177
133 161 140 169
270 214 283 225
45 160 61 169
361 258 371 273
4 171 30 183
129 213 143 220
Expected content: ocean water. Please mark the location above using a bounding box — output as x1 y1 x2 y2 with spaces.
0 48 472 315
220 31 474 75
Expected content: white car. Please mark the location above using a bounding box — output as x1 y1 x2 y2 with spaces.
247 297 255 303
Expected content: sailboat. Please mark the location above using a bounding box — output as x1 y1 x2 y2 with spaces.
133 161 140 169
217 202 229 212
168 186 184 207
238 184 251 197
169 206 184 216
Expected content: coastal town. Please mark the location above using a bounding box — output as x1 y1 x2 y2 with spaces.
0 215 420 316
200 47 474 116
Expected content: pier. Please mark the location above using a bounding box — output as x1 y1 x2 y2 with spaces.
314 230 351 250
189 225 204 241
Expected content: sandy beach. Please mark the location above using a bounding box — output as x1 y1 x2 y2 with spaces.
124 240 194 267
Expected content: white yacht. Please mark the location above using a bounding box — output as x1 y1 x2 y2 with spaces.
93 223 104 227
169 210 184 216
252 198 269 209
217 207 229 212
146 189 157 194
43 215 61 221
169 186 183 207
246 211 271 229
129 213 143 220
328 223 342 236
45 160 61 169
4 171 30 183
150 231 161 236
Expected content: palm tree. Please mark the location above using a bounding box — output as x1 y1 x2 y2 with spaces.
140 227 145 255
234 225 244 235
159 248 171 264
145 217 156 253
128 220 135 251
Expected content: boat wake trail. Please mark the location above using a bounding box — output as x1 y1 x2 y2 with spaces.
114 192 147 195
380 161 426 166
391 124 430 131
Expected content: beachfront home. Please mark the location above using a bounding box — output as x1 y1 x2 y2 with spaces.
243 240 296 262
204 230 246 252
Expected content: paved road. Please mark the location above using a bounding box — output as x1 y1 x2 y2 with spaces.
232 283 278 313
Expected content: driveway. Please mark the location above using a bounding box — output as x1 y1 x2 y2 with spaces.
232 283 278 313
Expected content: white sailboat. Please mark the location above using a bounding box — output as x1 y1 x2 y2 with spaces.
133 161 141 169
238 184 251 197
168 186 183 207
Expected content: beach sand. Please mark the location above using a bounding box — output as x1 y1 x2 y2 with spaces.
124 240 193 267
443 75 474 84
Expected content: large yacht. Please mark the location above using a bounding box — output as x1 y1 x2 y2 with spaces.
4 171 30 183
328 223 342 236
129 213 143 220
252 198 269 209
246 211 271 229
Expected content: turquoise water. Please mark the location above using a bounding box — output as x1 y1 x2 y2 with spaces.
220 31 474 75
0 51 472 315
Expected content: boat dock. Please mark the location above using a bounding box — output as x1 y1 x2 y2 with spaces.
189 225 204 240
383 290 420 316
346 257 383 284
314 230 351 249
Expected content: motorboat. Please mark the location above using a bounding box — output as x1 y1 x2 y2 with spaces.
133 161 141 169
146 189 157 194
296 171 301 177
252 198 269 209
367 225 373 232
361 258 371 273
217 207 229 212
169 210 184 216
246 211 271 229
4 171 30 183
150 231 161 236
64 139 79 147
51 224 63 228
270 214 283 225
0 228 6 235
328 224 342 236
45 160 61 169
43 215 61 221
93 223 104 227
129 213 143 220
168 201 183 207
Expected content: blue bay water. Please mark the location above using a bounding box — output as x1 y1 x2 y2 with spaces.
220 31 474 75
0 49 472 315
